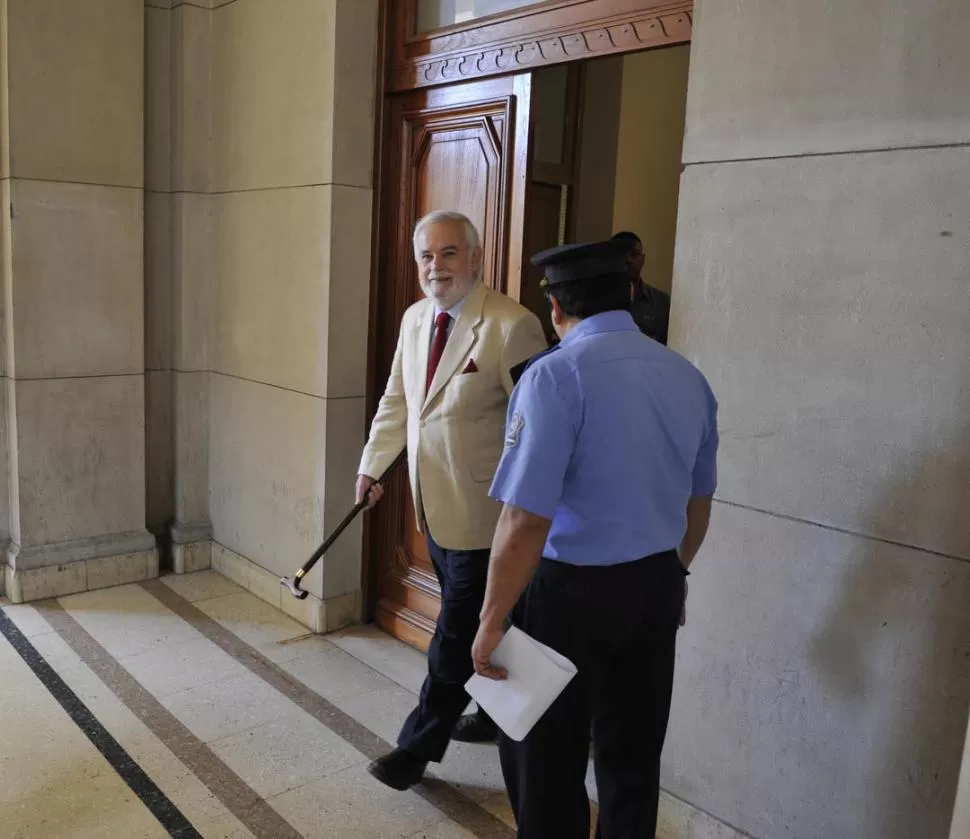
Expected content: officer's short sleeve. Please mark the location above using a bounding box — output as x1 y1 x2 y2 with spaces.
489 365 575 520
691 384 719 497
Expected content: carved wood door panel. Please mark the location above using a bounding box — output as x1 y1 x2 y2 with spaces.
368 75 533 651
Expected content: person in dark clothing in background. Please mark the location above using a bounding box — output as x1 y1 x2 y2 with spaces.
612 230 671 345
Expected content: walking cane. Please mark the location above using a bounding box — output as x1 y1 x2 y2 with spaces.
280 449 406 600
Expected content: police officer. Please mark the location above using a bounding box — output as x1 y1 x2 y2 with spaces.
612 230 671 345
471 238 719 838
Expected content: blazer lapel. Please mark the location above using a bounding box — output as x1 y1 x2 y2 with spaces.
422 282 486 414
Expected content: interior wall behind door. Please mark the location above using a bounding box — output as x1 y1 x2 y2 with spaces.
573 57 624 242
564 48 691 295
528 46 690 301
611 45 691 294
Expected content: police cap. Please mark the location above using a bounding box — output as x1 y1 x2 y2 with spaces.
531 239 631 289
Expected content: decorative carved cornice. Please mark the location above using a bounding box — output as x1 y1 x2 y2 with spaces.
391 8 692 91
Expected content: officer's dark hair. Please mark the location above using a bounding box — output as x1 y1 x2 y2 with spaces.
544 272 632 320
611 230 641 245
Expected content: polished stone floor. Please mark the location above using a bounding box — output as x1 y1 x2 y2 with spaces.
0 571 628 839
0 570 728 838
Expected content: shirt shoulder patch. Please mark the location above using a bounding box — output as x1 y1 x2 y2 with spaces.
505 411 524 448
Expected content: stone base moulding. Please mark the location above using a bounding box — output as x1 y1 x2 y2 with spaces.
4 550 160 604
7 529 157 571
211 542 361 635
170 520 214 575
657 790 749 839
173 542 212 575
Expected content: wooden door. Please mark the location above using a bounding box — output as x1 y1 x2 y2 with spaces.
367 74 534 651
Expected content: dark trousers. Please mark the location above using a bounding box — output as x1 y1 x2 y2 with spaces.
500 550 685 839
397 532 494 762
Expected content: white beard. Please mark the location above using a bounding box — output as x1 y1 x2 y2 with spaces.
421 275 474 310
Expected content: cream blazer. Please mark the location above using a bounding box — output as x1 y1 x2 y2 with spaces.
358 281 548 551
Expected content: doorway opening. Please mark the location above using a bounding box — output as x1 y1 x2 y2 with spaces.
366 41 693 651
522 46 691 346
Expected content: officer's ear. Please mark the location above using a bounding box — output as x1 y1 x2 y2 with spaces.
549 294 564 327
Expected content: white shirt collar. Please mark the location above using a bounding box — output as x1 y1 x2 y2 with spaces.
435 294 466 321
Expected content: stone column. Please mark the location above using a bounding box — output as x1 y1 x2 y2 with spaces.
202 0 378 632
145 0 214 575
0 0 155 602
666 1 970 838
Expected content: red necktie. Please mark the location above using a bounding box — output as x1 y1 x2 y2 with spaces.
427 311 450 393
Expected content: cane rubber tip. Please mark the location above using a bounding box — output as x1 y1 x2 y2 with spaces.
280 577 309 600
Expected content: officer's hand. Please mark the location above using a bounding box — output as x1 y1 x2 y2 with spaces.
355 475 384 509
679 581 688 627
472 625 507 680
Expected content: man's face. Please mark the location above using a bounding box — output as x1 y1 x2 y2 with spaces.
626 239 645 280
414 220 481 309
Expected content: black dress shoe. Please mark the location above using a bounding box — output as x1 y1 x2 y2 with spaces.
367 748 428 791
451 713 498 743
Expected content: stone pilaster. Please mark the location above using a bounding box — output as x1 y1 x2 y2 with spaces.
0 0 155 602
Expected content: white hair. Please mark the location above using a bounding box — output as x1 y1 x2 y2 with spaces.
412 210 481 253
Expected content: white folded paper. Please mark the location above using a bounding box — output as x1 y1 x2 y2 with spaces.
465 626 578 742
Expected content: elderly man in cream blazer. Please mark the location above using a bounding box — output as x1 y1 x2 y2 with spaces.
358 210 547 791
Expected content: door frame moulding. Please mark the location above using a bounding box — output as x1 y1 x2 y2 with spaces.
388 0 693 92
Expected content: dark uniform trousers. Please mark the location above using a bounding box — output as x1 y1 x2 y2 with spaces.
500 550 685 839
397 532 494 762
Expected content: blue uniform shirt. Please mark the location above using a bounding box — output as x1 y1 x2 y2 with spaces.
489 310 718 566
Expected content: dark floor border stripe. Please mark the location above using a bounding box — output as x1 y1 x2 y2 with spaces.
0 608 203 839
141 579 516 839
32 599 305 839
